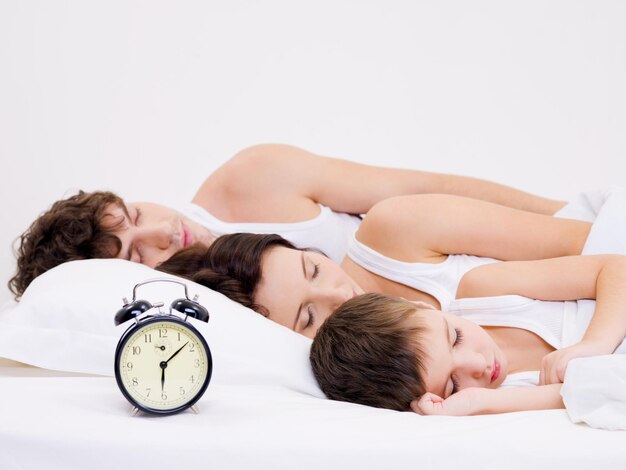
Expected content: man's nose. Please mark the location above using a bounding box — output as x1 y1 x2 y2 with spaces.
136 225 172 249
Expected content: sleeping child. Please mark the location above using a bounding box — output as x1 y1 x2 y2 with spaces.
309 254 626 416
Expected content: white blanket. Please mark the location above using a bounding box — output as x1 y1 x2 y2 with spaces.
562 355 626 431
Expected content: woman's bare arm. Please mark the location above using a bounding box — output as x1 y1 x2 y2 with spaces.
356 194 590 263
458 255 626 383
193 144 566 221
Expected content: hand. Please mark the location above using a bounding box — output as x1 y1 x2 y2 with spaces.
539 339 611 385
410 388 479 416
161 366 165 392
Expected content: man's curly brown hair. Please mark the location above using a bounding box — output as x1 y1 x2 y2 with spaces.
9 190 127 299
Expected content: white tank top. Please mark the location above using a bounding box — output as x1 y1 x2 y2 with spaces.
346 235 498 311
347 185 626 388
448 296 626 387
177 203 362 264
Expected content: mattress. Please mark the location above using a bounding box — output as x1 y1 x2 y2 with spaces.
1 260 625 470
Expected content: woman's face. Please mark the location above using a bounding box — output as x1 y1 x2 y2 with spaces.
255 246 365 338
419 311 508 398
104 201 215 267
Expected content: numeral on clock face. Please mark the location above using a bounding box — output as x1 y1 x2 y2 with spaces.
118 320 210 412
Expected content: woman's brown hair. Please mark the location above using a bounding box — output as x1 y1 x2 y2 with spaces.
157 233 297 316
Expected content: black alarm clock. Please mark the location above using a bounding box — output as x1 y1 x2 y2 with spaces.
114 279 212 415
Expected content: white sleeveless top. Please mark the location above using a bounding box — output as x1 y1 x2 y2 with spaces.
346 235 498 311
177 203 362 264
346 186 626 387
448 296 626 387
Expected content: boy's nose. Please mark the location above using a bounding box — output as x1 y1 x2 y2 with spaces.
460 354 488 379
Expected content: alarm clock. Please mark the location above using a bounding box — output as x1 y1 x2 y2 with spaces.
114 279 212 415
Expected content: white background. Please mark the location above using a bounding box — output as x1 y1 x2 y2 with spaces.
1 0 624 304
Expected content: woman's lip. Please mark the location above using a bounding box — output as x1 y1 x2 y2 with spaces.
491 359 501 383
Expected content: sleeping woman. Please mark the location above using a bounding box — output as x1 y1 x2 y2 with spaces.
156 188 626 369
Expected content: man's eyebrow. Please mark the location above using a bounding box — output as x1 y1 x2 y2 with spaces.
292 252 307 330
120 203 133 261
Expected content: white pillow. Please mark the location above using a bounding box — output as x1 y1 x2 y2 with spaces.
0 259 323 397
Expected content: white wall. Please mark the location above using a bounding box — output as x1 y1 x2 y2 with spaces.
1 0 624 304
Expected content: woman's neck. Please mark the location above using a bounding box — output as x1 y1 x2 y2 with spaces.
340 257 441 309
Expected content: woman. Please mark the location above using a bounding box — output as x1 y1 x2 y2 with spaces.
157 188 626 383
10 143 566 299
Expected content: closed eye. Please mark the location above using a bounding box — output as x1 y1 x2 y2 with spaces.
312 263 320 279
305 306 315 329
451 376 460 395
449 328 463 395
453 328 463 346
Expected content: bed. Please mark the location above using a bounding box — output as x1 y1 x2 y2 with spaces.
1 259 625 470
3 2 626 467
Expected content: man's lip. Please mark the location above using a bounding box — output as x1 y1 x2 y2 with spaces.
182 223 191 248
491 358 500 383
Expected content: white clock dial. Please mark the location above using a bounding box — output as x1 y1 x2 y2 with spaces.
116 318 211 412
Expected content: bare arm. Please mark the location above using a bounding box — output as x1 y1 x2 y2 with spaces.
357 194 590 263
458 255 626 383
413 385 564 416
193 144 566 221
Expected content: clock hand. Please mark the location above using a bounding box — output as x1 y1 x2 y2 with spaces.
159 341 188 393
165 341 189 364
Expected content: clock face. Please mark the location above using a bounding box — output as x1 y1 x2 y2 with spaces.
115 317 212 414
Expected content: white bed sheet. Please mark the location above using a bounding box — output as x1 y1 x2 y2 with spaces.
1 365 624 470
3 187 626 469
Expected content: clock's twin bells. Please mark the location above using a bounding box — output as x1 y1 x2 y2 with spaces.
114 293 209 326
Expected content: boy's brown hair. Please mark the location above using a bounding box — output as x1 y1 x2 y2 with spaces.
9 190 127 299
310 292 429 411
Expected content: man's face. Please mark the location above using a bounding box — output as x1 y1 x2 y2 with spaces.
104 201 215 267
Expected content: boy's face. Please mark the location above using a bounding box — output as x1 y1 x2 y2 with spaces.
419 311 508 398
104 201 215 267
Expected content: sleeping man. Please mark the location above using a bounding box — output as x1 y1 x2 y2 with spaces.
9 143 565 299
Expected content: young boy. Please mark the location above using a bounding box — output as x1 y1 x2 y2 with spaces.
310 254 626 416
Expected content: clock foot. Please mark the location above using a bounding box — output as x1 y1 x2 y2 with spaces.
190 405 199 414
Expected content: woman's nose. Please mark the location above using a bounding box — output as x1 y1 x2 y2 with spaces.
318 287 352 311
